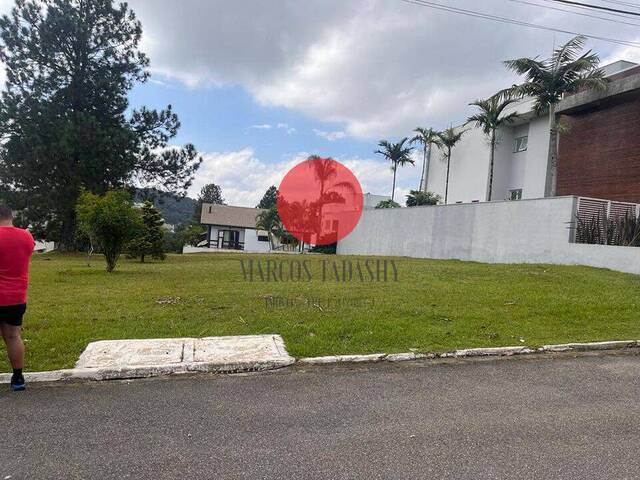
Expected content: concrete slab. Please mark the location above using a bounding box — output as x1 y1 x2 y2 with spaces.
74 335 294 372
76 338 187 368
193 335 289 364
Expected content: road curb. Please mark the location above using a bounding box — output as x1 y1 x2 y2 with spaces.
2 340 638 384
540 340 638 352
0 358 296 384
296 340 640 366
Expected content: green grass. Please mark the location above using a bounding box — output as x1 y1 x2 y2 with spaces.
5 252 640 372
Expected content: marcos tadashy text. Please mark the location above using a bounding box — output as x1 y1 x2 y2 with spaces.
239 258 398 282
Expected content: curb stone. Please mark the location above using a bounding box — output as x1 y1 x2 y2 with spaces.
298 354 386 365
1 340 639 384
454 346 535 357
0 358 296 384
541 340 638 352
385 352 429 362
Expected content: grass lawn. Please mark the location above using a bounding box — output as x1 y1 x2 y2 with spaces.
4 252 640 372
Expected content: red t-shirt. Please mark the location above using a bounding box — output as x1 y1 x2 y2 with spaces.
0 227 35 306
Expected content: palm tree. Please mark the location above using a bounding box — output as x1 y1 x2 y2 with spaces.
437 127 467 204
410 127 441 192
306 155 357 241
501 35 607 197
375 138 415 201
255 206 283 250
405 190 441 207
466 95 519 201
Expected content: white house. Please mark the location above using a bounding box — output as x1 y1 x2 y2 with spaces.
199 204 272 253
424 60 639 204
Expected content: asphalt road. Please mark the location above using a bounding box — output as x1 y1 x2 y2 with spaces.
1 352 640 479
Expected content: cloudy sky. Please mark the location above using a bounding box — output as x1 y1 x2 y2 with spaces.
6 0 640 205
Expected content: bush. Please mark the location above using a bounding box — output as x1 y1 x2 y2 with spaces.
406 190 441 207
128 201 166 262
162 223 206 253
576 209 640 247
309 243 337 254
375 199 400 209
76 191 142 272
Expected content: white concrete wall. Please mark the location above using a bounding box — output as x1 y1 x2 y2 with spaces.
244 228 272 253
337 196 640 276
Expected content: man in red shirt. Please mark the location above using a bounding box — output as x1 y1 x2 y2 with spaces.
0 204 34 391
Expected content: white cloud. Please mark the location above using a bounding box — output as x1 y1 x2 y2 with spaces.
130 0 638 139
313 129 347 141
249 123 296 134
603 41 640 66
277 123 297 134
189 148 420 207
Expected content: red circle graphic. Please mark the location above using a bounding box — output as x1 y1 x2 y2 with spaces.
277 156 363 245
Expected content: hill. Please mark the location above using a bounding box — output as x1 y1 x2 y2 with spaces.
135 188 198 226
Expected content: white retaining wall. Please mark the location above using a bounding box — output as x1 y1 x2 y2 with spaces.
337 196 640 275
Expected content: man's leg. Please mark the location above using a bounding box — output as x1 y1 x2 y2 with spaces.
1 323 25 389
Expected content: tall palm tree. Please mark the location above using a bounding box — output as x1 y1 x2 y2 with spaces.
306 155 356 241
255 206 283 250
375 138 414 201
410 127 441 192
501 35 607 197
437 127 467 204
466 95 519 201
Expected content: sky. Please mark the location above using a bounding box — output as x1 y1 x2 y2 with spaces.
4 0 640 206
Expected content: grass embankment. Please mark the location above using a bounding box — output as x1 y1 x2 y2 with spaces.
4 252 640 372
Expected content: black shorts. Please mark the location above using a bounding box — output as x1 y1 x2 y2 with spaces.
0 304 27 327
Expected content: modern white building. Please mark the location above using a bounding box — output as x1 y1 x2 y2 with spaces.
424 60 638 204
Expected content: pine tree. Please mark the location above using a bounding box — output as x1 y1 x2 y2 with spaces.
0 0 201 249
257 186 278 209
128 201 166 263
193 183 224 222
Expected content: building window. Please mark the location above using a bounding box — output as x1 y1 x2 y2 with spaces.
509 189 523 200
257 235 269 242
514 136 528 153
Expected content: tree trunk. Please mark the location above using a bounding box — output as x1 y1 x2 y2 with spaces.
544 103 558 197
419 145 427 192
57 209 78 252
424 143 432 193
391 164 397 201
487 131 496 202
105 251 118 273
444 148 451 204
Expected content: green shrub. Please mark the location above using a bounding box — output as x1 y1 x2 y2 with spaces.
375 199 400 209
76 191 142 272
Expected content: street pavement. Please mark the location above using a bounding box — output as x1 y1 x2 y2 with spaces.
1 352 640 479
